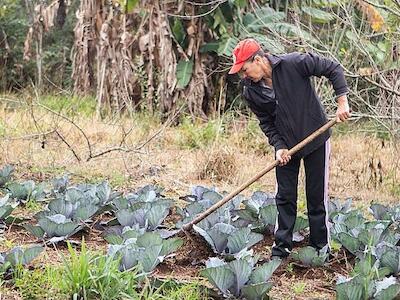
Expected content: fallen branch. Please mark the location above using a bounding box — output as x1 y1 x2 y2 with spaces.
55 129 82 162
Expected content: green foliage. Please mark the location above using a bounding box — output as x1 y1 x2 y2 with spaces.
0 0 79 91
201 250 280 299
60 240 141 299
301 6 335 23
292 281 306 294
120 0 139 13
0 194 18 221
0 165 13 187
176 59 194 89
5 180 46 203
39 94 97 117
107 230 183 273
14 265 64 300
24 180 116 243
291 245 329 267
138 279 209 300
25 198 43 213
14 259 208 300
177 118 225 149
0 245 44 276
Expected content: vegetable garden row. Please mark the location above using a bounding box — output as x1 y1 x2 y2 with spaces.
1 164 400 299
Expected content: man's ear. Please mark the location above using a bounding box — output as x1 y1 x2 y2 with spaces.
253 55 263 64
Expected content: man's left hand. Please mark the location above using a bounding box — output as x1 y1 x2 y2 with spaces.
336 95 351 122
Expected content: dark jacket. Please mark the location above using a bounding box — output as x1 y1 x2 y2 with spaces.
242 52 348 158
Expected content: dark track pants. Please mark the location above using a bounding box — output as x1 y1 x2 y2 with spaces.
271 139 331 257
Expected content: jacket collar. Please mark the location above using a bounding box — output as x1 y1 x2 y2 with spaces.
266 53 282 69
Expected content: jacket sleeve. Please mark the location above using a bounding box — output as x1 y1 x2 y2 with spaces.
294 52 349 97
243 86 287 151
256 110 288 151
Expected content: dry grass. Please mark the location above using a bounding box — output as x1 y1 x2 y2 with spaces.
1 98 399 204
195 146 238 183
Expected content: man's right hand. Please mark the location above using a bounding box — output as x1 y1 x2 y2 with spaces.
276 149 291 166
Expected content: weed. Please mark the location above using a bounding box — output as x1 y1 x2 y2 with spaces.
14 265 64 299
240 118 271 155
139 277 209 300
286 262 294 274
177 117 225 149
39 95 97 117
297 191 307 214
330 239 342 253
0 239 15 250
25 199 43 212
59 239 140 300
107 172 127 187
390 183 400 198
292 281 306 294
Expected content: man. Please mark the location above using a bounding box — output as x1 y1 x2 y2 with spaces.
229 38 350 259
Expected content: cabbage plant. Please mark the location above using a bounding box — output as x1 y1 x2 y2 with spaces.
0 245 43 273
336 254 400 300
292 245 329 267
201 250 281 300
5 180 46 203
115 202 170 230
336 275 400 300
370 203 400 223
233 191 277 232
233 191 308 241
0 194 18 222
331 210 399 255
51 175 70 197
176 185 243 228
107 230 183 273
24 182 116 243
24 214 82 244
375 242 400 275
328 197 352 220
103 225 147 244
0 165 14 187
193 224 263 256
111 185 166 211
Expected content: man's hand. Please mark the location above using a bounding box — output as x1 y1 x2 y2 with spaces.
336 95 351 122
276 149 291 166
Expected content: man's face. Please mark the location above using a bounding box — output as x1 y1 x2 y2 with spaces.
241 56 264 82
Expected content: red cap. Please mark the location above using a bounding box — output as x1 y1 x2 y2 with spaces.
228 39 261 74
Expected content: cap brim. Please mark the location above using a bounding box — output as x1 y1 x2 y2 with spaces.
228 62 245 74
